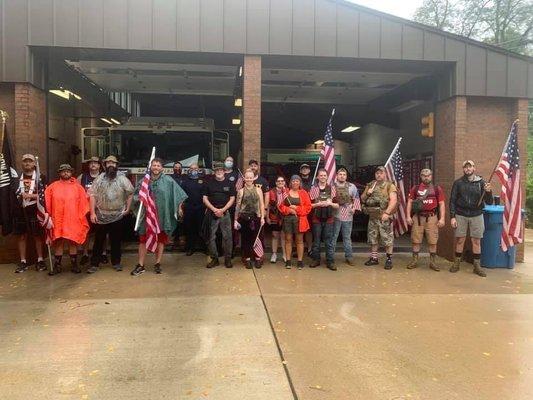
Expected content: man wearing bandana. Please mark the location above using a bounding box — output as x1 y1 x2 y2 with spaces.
13 154 47 273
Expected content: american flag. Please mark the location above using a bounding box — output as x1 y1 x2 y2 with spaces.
321 110 336 185
385 141 408 236
494 121 522 251
235 175 243 191
337 183 361 221
309 184 336 202
139 168 161 253
253 231 264 258
35 159 53 244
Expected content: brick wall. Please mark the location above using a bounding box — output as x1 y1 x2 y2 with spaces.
242 55 261 169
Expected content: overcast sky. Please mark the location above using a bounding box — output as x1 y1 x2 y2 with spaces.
348 0 424 20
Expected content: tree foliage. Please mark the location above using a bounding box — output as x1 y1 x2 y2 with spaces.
414 0 533 55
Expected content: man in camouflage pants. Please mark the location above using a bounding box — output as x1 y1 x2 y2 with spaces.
361 166 398 269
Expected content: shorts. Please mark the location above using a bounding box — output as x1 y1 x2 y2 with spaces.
455 214 484 239
282 216 299 235
12 205 44 237
367 218 394 247
411 214 439 245
269 222 282 232
139 232 170 245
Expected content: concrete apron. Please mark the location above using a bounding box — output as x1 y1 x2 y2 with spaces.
0 250 532 400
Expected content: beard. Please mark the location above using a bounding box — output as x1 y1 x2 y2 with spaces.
106 166 117 179
60 175 71 181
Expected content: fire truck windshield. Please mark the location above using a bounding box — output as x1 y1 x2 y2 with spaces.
110 130 212 167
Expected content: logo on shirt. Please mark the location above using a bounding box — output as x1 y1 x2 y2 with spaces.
229 176 235 181
417 189 427 196
223 186 230 192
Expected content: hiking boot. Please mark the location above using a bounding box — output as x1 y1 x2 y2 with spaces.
327 263 337 271
297 261 304 270
154 263 162 274
429 254 440 272
131 264 145 276
449 257 461 273
71 260 81 274
309 259 320 268
254 259 262 269
80 255 89 265
207 257 219 269
406 253 419 269
364 257 379 266
86 265 98 274
15 262 28 273
384 258 393 270
473 259 486 277
285 260 292 269
345 258 354 266
36 260 47 271
49 260 62 276
224 257 233 268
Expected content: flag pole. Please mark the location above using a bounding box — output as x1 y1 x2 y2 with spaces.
312 108 336 184
0 110 8 155
35 156 54 274
385 137 402 168
134 147 156 231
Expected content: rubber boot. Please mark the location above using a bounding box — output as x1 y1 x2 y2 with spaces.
406 253 419 269
473 259 486 277
449 257 461 273
429 253 440 271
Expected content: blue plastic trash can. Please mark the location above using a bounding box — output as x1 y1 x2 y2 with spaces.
480 205 516 268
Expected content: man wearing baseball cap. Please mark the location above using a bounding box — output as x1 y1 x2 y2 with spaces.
13 154 47 273
449 160 493 277
45 164 90 274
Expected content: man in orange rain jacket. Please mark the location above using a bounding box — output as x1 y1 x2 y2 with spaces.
45 164 89 275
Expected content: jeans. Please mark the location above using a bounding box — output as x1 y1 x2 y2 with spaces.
332 219 353 260
207 212 232 259
91 219 123 266
311 221 335 263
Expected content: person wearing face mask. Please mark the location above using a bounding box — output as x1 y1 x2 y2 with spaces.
449 160 493 277
86 156 134 274
180 163 206 256
223 156 240 187
171 161 184 187
45 164 90 275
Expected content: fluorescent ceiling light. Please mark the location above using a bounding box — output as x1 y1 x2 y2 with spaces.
341 126 360 133
390 100 425 113
238 66 243 77
110 118 121 124
49 89 70 100
314 140 325 145
232 118 241 125
234 98 242 107
101 118 112 124
70 92 82 100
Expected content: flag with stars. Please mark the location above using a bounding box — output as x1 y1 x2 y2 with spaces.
385 142 408 236
320 109 336 185
494 120 522 251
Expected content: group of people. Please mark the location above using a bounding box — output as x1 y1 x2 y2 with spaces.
10 152 493 277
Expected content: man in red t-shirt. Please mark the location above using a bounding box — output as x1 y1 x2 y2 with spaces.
406 168 445 271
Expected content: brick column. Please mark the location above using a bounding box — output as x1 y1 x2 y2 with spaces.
435 96 467 261
242 55 261 168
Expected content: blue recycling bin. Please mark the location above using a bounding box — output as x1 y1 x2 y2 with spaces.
480 205 516 268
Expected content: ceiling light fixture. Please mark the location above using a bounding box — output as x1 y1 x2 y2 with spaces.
101 118 112 124
232 118 241 125
49 89 70 100
110 118 121 124
234 98 242 107
314 140 325 145
341 126 361 133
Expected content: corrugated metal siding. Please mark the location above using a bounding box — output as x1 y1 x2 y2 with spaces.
0 0 531 98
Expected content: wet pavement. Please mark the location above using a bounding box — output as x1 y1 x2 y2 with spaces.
0 244 532 399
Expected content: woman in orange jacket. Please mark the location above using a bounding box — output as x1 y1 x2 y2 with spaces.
279 175 312 269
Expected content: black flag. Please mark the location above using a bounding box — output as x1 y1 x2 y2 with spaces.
0 126 16 236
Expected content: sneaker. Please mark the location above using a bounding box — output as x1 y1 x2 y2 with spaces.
86 265 98 274
364 257 379 266
80 255 89 265
309 259 320 268
15 262 28 273
207 257 219 269
154 263 162 274
384 258 393 270
270 253 277 263
285 260 292 269
345 258 354 266
224 257 233 268
100 254 109 264
36 260 47 271
297 261 304 270
131 264 145 276
244 259 253 269
327 263 337 271
112 264 123 272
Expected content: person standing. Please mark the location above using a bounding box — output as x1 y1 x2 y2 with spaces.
361 166 398 269
203 163 236 268
266 176 288 263
181 163 206 256
248 159 269 193
235 169 265 269
13 154 47 273
131 158 188 276
86 156 134 274
332 167 360 267
78 157 104 265
279 175 312 269
45 164 90 274
223 156 240 186
170 161 185 250
406 169 446 271
299 163 314 254
449 160 493 277
309 169 339 270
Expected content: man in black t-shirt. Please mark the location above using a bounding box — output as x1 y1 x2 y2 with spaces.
203 163 236 268
248 159 269 193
